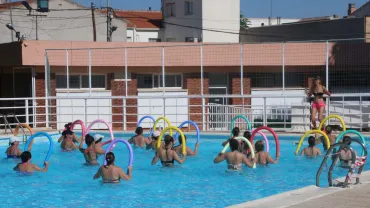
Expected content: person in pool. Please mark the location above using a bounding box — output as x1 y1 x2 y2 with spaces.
152 135 187 167
173 135 199 156
222 127 240 146
300 136 322 157
59 130 78 151
92 134 112 157
240 131 251 156
58 123 81 143
306 76 331 130
13 151 49 173
93 152 132 183
128 127 151 148
214 138 255 170
6 136 34 159
253 140 279 165
339 136 357 168
316 126 336 151
79 134 100 165
146 131 161 151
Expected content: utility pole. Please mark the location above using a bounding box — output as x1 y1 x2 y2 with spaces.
91 2 97 41
9 0 14 41
27 13 47 40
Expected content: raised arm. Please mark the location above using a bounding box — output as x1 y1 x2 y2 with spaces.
57 135 64 143
32 162 49 172
151 151 160 165
242 155 255 168
93 167 102 179
173 151 187 164
118 166 132 181
214 153 226 164
72 134 81 143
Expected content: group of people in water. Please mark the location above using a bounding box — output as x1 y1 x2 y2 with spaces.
6 117 357 182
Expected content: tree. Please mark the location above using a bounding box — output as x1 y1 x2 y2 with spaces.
240 12 250 28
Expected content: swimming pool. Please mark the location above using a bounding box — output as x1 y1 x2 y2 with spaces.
0 132 368 208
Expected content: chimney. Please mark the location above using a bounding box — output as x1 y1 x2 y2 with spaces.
348 3 356 15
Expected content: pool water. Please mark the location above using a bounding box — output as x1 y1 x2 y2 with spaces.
0 133 368 208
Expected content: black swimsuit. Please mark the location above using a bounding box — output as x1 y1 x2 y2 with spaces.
161 149 174 166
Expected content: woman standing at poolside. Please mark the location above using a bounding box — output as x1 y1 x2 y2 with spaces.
93 152 132 183
152 135 187 167
307 76 331 130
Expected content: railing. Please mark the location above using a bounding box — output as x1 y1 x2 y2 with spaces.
316 140 368 187
1 93 369 132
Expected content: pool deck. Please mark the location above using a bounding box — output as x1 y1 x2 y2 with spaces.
229 170 370 208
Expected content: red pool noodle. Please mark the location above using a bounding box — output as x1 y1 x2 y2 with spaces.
250 126 280 157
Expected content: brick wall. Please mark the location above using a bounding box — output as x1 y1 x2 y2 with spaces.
110 73 138 130
229 73 251 106
35 73 56 128
184 73 209 130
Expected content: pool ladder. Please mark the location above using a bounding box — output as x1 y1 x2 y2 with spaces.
316 139 367 188
0 113 28 142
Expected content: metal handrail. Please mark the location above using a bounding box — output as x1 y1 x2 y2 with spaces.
0 113 13 134
6 113 27 142
316 140 368 187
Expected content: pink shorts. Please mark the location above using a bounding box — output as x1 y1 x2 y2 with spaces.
312 101 325 109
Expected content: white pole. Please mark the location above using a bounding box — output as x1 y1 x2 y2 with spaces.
282 42 285 94
240 44 245 115
44 51 49 128
162 47 166 128
88 49 92 96
201 45 205 131
124 48 128 131
325 41 329 117
66 49 69 96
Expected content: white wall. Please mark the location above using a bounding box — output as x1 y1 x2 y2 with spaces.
202 0 240 43
163 0 203 42
247 18 300 28
56 91 112 130
137 90 188 128
127 28 161 42
0 0 127 43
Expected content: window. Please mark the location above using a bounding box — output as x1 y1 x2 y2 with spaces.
56 74 106 89
184 1 193 15
137 74 182 88
149 38 161 42
166 3 176 17
185 37 195 42
166 38 176 42
127 37 132 42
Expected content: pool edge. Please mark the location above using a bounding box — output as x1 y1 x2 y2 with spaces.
228 170 370 208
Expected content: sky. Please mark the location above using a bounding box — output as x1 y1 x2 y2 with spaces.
81 0 370 18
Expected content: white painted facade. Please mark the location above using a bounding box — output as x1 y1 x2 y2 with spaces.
126 28 161 42
0 0 127 43
246 17 301 28
137 90 189 128
162 0 239 42
56 91 112 130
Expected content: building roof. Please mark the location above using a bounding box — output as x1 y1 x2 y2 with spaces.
352 1 370 16
114 10 162 29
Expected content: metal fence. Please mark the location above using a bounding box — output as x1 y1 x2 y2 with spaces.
1 39 370 133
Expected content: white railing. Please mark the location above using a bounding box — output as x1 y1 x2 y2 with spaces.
0 93 369 133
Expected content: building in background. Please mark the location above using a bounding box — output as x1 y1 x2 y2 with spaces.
246 17 300 28
161 0 240 42
115 10 162 42
0 0 127 43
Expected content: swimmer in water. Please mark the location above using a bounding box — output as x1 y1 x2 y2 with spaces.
253 140 279 165
57 123 81 143
59 130 78 151
339 136 357 168
214 138 255 170
79 134 99 165
93 152 132 183
128 127 151 148
92 134 111 158
146 131 161 150
300 136 322 157
173 135 199 156
6 136 34 159
152 135 187 167
13 151 49 173
240 131 251 156
222 127 240 147
316 126 336 151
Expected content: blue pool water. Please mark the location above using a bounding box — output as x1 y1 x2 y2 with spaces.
0 132 368 208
